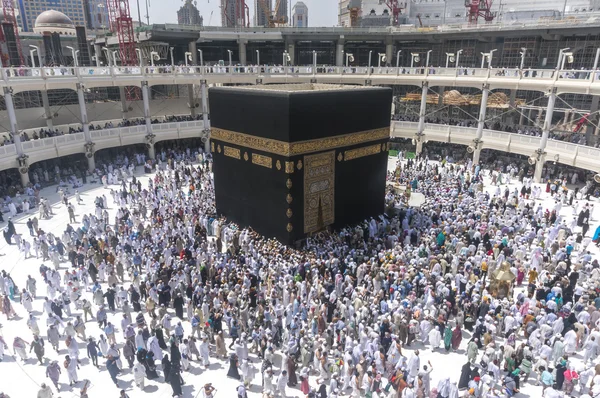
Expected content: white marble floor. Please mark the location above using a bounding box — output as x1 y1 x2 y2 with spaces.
0 159 597 398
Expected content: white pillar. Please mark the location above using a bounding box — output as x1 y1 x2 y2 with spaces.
472 148 482 165
201 80 210 153
76 83 91 142
141 81 152 130
119 87 128 120
385 42 393 67
336 40 344 67
4 87 29 185
287 40 295 65
188 85 197 118
41 90 53 128
417 82 428 136
76 83 95 172
238 40 247 66
540 90 556 150
414 83 428 155
141 81 156 160
475 84 490 141
534 157 545 183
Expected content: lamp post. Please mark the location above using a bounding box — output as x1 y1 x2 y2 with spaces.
256 49 260 67
29 45 39 67
197 49 204 67
184 52 192 66
345 53 353 67
519 47 528 70
445 53 455 68
102 48 111 66
557 47 571 70
396 50 402 68
135 48 142 67
150 51 159 67
227 49 232 66
561 52 573 70
169 47 174 66
112 50 118 67
313 50 317 71
378 53 386 67
283 51 290 67
66 46 76 66
368 50 372 69
410 53 419 68
456 49 463 69
488 49 497 68
425 49 433 68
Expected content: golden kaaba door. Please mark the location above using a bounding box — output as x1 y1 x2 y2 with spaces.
304 151 335 234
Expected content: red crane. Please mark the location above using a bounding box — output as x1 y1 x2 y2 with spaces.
466 0 495 24
106 0 138 66
382 0 404 26
2 0 24 65
223 0 249 28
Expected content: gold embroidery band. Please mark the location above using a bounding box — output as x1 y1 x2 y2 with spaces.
211 127 390 157
223 146 241 159
344 144 382 161
252 153 273 168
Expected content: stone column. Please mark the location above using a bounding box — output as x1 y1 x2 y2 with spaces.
534 88 556 183
286 40 295 65
505 89 517 124
41 90 53 129
188 85 197 118
385 38 393 67
141 81 156 160
415 82 428 155
472 84 490 165
76 83 95 171
93 44 102 67
336 38 344 67
188 41 198 64
119 86 128 120
238 39 247 66
539 89 556 151
587 96 599 143
4 87 29 186
201 80 210 153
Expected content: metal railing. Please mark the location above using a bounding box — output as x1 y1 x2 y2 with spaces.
0 65 599 83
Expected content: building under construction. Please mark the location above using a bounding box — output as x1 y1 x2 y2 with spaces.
221 0 249 27
338 0 595 27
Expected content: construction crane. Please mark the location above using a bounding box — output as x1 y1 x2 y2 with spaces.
2 0 24 65
382 0 404 26
257 0 286 27
106 0 138 66
465 0 495 24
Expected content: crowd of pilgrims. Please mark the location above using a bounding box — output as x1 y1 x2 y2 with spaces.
0 147 600 398
0 114 204 146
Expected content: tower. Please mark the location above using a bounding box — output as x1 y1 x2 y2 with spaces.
178 0 203 25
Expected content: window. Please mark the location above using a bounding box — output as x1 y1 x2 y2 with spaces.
425 14 430 18
434 13 440 18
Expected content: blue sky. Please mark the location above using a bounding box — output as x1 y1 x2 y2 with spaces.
133 0 339 27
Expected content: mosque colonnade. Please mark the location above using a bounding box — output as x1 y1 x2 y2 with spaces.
1 65 600 186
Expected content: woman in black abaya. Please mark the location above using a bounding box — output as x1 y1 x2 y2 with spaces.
227 353 241 379
162 354 172 383
458 361 472 389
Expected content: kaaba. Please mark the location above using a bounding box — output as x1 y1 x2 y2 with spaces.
209 84 392 245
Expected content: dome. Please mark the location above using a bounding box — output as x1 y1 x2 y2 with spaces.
34 10 76 35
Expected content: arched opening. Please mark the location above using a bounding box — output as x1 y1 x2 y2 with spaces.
28 153 88 188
